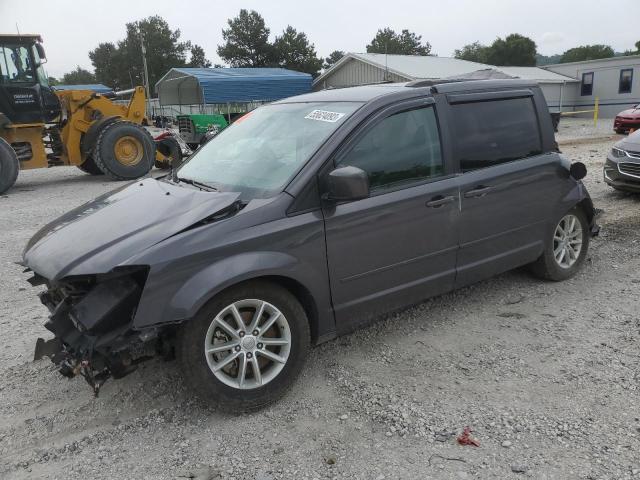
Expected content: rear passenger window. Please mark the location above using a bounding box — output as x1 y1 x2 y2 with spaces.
451 97 542 172
338 106 442 192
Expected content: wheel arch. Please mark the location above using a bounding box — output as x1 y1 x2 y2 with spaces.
134 252 334 345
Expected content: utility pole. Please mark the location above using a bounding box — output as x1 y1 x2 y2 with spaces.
139 30 151 116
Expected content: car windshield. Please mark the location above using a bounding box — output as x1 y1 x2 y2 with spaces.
176 101 362 199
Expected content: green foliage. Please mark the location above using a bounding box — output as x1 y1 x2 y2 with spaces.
217 9 273 67
485 34 537 66
560 44 614 63
188 45 212 68
324 50 344 70
623 41 640 56
217 10 324 76
535 53 562 66
88 15 206 92
454 34 537 66
273 26 323 76
61 66 96 85
454 42 489 63
366 28 431 56
47 76 59 86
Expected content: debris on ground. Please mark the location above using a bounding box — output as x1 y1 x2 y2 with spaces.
456 427 480 447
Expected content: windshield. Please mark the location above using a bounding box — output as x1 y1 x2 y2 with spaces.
177 101 362 199
0 44 35 84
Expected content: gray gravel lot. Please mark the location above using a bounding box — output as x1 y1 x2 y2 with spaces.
1 129 640 480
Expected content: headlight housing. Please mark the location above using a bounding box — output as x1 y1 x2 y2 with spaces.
612 147 628 158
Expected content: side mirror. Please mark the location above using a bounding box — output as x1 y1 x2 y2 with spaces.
327 166 369 201
569 162 587 180
35 43 47 63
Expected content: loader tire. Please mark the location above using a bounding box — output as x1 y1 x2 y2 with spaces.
0 138 19 195
155 136 182 170
77 155 104 175
94 121 155 180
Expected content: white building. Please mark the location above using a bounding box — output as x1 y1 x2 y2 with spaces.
543 55 640 118
314 52 640 117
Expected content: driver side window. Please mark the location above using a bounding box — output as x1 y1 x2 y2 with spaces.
338 105 443 192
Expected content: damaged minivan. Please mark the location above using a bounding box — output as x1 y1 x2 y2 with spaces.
23 79 598 410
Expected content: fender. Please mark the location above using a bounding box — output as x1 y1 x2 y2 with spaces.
132 250 336 342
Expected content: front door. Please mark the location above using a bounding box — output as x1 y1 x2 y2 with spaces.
322 100 459 332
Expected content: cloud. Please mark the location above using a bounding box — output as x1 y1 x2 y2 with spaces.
539 32 566 46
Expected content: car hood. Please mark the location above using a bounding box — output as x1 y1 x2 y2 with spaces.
23 178 241 280
617 129 640 151
617 108 640 118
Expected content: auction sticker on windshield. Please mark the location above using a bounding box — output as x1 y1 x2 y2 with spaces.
304 110 345 123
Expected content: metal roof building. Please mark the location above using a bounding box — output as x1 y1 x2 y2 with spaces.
543 55 640 117
312 52 582 114
155 67 313 106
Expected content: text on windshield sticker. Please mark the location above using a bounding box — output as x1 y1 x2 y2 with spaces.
304 110 345 123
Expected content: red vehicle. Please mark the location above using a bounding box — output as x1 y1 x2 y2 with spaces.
614 104 640 134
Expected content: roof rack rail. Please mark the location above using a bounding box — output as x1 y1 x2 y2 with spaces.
406 79 466 88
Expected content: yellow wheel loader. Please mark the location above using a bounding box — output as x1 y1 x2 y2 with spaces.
0 34 174 194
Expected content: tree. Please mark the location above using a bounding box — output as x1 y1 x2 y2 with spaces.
188 45 212 68
89 15 193 92
560 44 614 63
273 26 323 76
454 42 489 63
323 50 344 70
366 28 431 56
47 76 59 86
484 34 537 66
535 53 562 66
217 9 273 67
89 42 125 87
61 66 96 85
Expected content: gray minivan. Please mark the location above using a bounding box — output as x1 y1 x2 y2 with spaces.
23 79 597 410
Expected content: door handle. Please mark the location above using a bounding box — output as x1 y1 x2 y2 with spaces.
463 185 493 198
425 195 456 208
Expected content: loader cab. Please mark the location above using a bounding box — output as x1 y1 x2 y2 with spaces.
0 34 60 125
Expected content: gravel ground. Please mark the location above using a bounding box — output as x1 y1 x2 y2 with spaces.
1 131 640 480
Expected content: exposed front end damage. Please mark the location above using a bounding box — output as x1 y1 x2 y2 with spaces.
30 266 168 395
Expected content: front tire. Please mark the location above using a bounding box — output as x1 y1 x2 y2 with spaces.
530 207 590 281
0 138 19 195
177 281 310 411
94 121 155 180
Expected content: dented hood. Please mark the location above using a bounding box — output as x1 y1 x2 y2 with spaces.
23 178 241 280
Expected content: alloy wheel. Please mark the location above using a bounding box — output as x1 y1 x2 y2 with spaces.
204 299 291 390
553 214 583 269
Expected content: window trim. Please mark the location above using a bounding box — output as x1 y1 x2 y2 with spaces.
331 99 446 198
619 68 633 94
450 95 543 173
581 72 594 96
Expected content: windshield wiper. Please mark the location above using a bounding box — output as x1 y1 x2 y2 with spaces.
176 177 218 192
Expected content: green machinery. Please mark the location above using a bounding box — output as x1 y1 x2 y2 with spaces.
176 114 228 149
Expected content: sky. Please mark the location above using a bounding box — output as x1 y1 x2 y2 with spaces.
1 0 639 78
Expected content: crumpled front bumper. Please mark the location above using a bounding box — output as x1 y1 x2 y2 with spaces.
29 266 165 395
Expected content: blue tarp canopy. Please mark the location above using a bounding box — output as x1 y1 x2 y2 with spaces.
53 84 113 93
155 67 312 105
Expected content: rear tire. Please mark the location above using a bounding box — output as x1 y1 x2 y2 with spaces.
76 155 104 175
0 138 19 194
530 207 590 281
155 136 182 169
94 121 154 180
177 281 310 412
